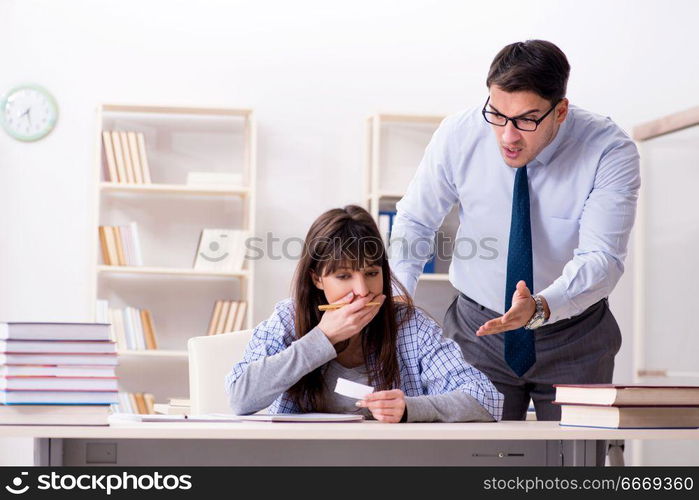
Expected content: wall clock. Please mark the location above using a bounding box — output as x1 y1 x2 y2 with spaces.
1 84 58 141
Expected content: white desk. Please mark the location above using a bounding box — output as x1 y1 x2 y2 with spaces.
1 421 696 466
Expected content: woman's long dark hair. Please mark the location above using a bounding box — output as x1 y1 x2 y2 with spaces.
288 205 415 412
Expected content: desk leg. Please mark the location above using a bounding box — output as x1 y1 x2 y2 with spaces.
561 440 604 466
34 438 63 466
607 440 625 466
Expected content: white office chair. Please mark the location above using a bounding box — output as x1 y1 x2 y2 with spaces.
187 330 252 415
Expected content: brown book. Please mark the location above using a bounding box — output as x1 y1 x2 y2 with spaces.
554 384 699 406
215 301 232 335
127 392 137 413
111 131 127 183
98 226 111 265
233 301 247 331
103 226 120 266
136 133 152 184
127 132 144 184
102 131 118 182
141 309 158 350
207 300 223 336
133 392 147 414
559 404 699 429
223 301 239 333
113 226 127 266
143 393 155 414
119 131 135 183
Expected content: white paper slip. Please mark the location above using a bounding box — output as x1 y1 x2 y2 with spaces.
334 377 374 400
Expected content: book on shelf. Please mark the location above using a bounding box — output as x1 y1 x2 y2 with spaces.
127 132 143 184
207 301 223 335
136 132 152 183
223 301 238 332
119 131 135 183
113 392 155 414
0 404 111 426
216 301 231 334
113 225 127 265
378 210 435 273
378 210 395 249
233 301 247 332
141 309 157 350
99 226 120 266
1 376 118 391
553 384 699 406
101 303 158 351
0 322 111 341
98 223 143 266
557 404 699 429
102 131 119 183
109 131 128 183
102 130 152 184
193 229 249 272
207 300 247 335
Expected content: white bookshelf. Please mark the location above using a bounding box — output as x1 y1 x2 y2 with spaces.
365 113 458 323
99 182 251 196
97 265 249 278
90 103 256 401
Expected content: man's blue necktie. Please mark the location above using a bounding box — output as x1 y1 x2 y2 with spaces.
504 165 536 377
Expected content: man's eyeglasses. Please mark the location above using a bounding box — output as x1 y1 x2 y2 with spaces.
481 96 559 132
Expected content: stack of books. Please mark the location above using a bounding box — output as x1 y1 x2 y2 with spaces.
207 300 247 335
102 130 152 184
554 384 699 429
98 222 143 266
0 322 118 425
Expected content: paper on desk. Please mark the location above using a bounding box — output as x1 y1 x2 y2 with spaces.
334 377 374 400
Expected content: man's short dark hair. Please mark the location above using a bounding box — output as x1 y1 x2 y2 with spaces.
486 40 570 105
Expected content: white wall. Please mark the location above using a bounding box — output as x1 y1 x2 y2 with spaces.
1 0 697 465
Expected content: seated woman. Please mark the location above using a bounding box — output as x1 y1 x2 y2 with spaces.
226 205 503 422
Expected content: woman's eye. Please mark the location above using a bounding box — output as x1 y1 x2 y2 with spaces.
366 271 379 277
336 275 349 280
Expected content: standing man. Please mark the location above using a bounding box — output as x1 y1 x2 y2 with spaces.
389 40 640 422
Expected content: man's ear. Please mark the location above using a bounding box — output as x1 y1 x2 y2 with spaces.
311 270 324 290
556 98 569 124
